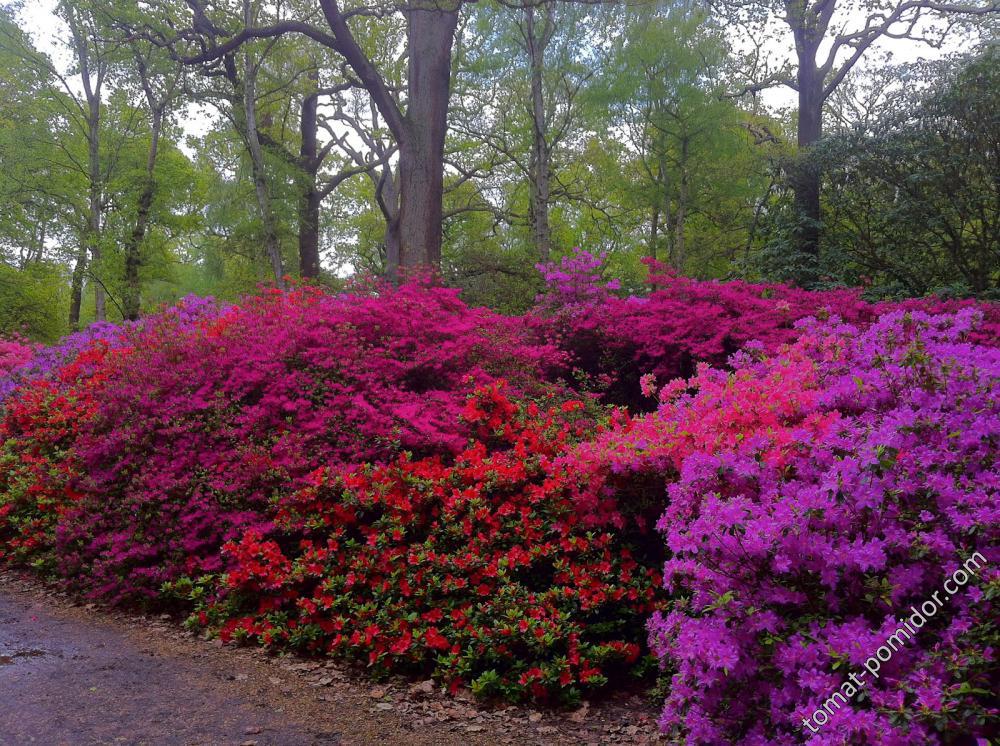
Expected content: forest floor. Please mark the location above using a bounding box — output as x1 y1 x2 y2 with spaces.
0 570 663 746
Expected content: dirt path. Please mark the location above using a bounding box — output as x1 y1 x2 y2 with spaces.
0 572 662 746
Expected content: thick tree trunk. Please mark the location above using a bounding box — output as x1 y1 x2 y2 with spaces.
793 65 824 261
524 4 553 262
396 6 458 273
298 186 322 278
378 169 402 279
123 108 162 321
318 0 455 278
298 75 322 279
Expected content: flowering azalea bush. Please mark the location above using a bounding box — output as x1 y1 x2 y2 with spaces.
0 296 219 405
0 341 117 570
0 336 33 373
1 263 998 726
0 336 35 401
1 283 564 602
171 384 660 704
533 250 1000 407
563 339 843 530
532 252 876 405
647 310 999 744
0 297 225 576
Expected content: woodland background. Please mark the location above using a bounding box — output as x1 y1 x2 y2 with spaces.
0 0 997 340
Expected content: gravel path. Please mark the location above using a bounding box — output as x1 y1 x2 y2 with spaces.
0 572 662 746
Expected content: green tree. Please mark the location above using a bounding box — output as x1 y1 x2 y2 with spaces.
714 0 998 276
602 2 780 275
800 49 1000 296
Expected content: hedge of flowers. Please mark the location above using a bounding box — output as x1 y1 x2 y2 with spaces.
0 283 563 602
534 251 1000 407
0 253 997 741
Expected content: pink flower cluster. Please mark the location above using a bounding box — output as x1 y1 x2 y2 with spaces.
0 336 34 400
0 337 33 371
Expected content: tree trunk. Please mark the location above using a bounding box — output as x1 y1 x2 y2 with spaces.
524 4 553 262
86 97 105 322
385 215 402 276
33 222 46 265
674 136 689 272
69 243 87 331
298 73 322 279
396 6 458 273
122 108 163 321
378 168 402 279
659 154 673 262
243 60 285 288
649 205 659 261
649 203 660 291
298 185 321 279
793 64 824 261
66 9 106 323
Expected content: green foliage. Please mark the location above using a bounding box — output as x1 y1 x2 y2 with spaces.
597 3 781 276
757 48 999 296
0 262 67 342
0 0 994 339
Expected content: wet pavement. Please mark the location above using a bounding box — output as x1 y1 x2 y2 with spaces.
0 571 664 746
0 589 340 746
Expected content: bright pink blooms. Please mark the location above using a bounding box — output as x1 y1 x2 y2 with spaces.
0 336 33 372
0 336 34 400
533 252 998 407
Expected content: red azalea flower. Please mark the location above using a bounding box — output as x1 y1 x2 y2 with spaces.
423 627 450 651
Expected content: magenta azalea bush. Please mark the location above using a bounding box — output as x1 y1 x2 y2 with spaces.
533 253 876 405
533 252 1000 407
2 283 563 601
0 336 35 401
0 254 997 734
0 336 33 371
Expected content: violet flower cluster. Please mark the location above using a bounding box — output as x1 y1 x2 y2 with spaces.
644 309 998 744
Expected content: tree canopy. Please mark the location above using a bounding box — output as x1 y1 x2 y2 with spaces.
0 0 996 336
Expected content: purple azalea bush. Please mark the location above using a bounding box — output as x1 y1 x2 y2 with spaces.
648 309 999 744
